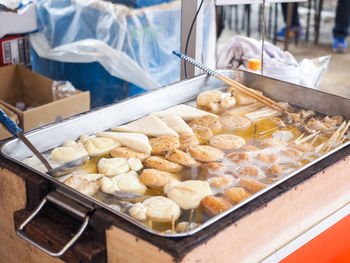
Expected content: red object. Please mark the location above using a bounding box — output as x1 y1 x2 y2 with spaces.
282 214 350 263
0 34 30 67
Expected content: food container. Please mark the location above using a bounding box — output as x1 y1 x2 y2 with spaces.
1 70 350 261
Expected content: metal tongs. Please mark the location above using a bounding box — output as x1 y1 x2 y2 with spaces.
0 109 87 177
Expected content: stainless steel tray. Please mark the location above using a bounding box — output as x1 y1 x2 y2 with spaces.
2 69 350 238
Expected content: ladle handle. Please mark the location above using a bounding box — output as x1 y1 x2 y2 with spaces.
0 108 23 136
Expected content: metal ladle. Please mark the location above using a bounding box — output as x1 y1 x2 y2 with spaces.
0 109 87 177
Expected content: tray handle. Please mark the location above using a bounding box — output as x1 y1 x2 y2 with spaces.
16 192 90 257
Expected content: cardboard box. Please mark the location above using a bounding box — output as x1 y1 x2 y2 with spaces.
0 34 30 68
0 64 90 139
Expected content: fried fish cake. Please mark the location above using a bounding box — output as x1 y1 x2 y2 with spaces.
220 115 251 130
223 187 251 204
209 134 246 151
199 162 226 178
165 148 200 167
179 133 199 151
149 135 180 155
200 195 232 216
110 146 149 161
189 145 225 162
236 166 265 180
188 115 222 131
239 178 267 194
140 169 179 189
257 153 278 164
226 152 251 163
191 125 214 142
144 156 183 173
208 176 236 189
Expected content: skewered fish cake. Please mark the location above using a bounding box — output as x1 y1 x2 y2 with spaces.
165 148 200 167
226 152 251 163
260 138 285 148
257 153 278 164
288 142 314 153
129 196 181 222
281 148 302 159
165 180 212 209
191 125 214 142
200 195 232 216
110 147 149 161
188 115 222 131
189 145 225 162
64 173 102 196
97 158 130 177
220 115 251 130
101 171 147 194
208 175 236 189
267 164 285 176
236 167 265 180
223 187 251 204
200 162 227 178
84 137 120 157
150 135 180 155
237 145 261 152
179 133 199 151
239 178 267 194
51 142 88 163
209 134 246 150
144 156 183 173
140 169 179 189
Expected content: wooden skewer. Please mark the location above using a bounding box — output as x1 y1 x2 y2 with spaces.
171 216 175 233
294 133 305 143
298 131 320 144
336 120 350 145
148 219 153 229
258 126 278 135
188 209 194 226
216 74 291 113
322 121 346 152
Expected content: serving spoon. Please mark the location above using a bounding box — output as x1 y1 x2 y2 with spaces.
0 109 87 177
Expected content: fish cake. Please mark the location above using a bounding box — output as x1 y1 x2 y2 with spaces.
188 115 222 131
220 116 251 130
257 153 278 164
267 164 285 176
179 133 199 151
236 166 265 180
196 90 223 108
226 152 251 163
144 156 183 173
64 173 102 196
237 145 261 152
200 162 226 178
288 142 314 153
281 148 302 159
191 125 214 141
110 146 149 161
223 187 251 204
165 148 200 167
239 178 267 194
150 135 180 155
200 195 232 216
209 134 246 150
140 169 179 189
260 138 285 148
209 176 236 189
166 180 212 209
189 145 225 162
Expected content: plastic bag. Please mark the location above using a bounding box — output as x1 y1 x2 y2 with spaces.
52 80 76 101
30 0 216 91
217 35 330 89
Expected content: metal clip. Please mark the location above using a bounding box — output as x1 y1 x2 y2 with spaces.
16 192 91 257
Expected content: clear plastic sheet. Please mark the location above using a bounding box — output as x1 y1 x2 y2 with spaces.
30 0 216 105
52 80 76 101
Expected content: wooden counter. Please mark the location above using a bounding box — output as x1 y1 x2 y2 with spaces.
1 145 350 263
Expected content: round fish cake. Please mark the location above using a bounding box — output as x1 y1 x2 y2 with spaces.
196 90 223 108
223 187 251 204
149 135 180 155
239 178 267 194
257 153 278 164
129 196 181 223
51 142 88 163
208 176 236 189
267 164 285 176
199 162 226 178
209 134 246 150
144 156 183 173
165 148 200 167
191 125 214 142
140 169 179 189
166 180 212 209
200 195 232 216
97 158 129 177
110 146 149 161
237 145 261 152
220 116 251 130
113 171 147 194
236 166 265 180
260 138 285 148
188 115 222 131
179 133 199 151
189 145 225 162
